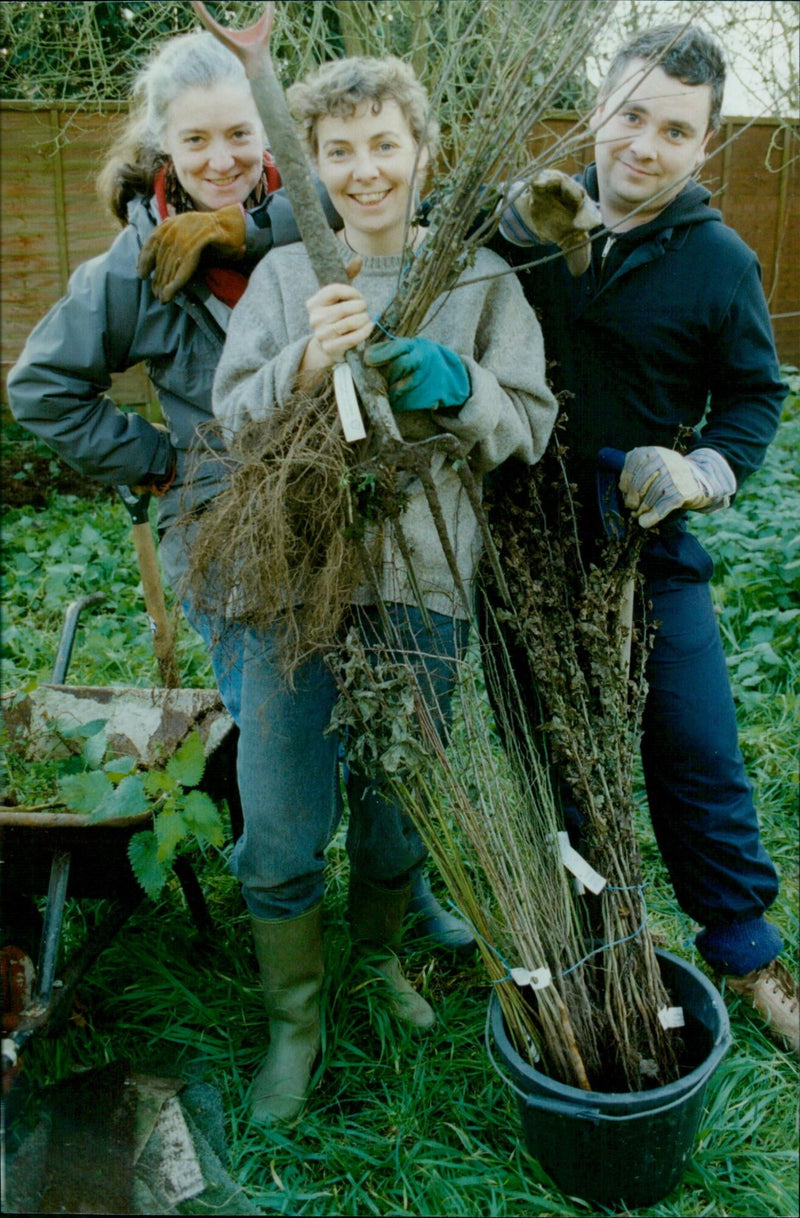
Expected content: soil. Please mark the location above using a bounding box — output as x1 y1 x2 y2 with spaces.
2 430 112 509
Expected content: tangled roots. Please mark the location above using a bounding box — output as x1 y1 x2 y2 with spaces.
184 385 387 676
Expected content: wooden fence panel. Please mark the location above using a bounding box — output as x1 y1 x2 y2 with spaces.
1 104 797 417
1 105 156 414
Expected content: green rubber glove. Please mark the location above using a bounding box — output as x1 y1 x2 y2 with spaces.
365 337 471 414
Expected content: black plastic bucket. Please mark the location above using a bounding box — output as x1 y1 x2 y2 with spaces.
488 948 731 1208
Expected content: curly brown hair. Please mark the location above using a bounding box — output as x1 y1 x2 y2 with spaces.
287 56 440 163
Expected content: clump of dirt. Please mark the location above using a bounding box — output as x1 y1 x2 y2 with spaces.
2 429 111 508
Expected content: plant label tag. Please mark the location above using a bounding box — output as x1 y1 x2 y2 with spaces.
557 832 607 894
658 1006 685 1030
510 966 552 991
334 361 366 442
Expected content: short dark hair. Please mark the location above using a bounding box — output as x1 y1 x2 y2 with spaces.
601 24 726 133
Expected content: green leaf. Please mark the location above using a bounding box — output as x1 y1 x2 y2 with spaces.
166 731 206 789
89 773 150 823
57 769 113 814
103 755 138 779
54 717 107 740
154 807 190 860
127 830 169 899
82 728 108 770
144 768 178 796
180 789 224 846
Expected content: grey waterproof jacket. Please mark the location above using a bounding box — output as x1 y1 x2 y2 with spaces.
6 189 318 536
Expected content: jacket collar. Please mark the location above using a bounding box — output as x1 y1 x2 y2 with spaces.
582 165 721 299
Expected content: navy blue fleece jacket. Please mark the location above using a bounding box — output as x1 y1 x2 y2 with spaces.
499 166 786 530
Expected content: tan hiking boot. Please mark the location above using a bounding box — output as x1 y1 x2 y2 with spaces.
726 959 799 1055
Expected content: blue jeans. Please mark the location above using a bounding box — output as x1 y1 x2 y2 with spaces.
159 520 245 722
180 598 245 724
231 605 470 920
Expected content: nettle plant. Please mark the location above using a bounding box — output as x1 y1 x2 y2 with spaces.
44 722 223 899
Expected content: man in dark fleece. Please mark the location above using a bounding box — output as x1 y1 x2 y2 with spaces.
496 23 797 1053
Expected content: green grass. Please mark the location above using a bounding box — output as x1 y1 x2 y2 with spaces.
2 380 798 1217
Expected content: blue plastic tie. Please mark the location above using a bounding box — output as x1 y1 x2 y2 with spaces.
444 883 652 986
372 316 400 341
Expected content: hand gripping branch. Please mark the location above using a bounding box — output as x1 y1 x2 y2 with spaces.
191 2 511 615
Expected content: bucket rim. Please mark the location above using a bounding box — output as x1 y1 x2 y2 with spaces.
489 947 732 1113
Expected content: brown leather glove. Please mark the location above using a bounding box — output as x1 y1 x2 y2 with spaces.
137 204 247 302
517 169 601 276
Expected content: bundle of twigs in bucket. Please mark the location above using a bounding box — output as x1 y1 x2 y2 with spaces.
478 432 683 1090
185 0 681 1091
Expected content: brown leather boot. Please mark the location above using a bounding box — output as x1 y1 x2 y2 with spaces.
726 958 799 1055
348 876 435 1030
250 904 324 1122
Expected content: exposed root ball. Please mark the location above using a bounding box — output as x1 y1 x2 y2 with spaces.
184 385 385 674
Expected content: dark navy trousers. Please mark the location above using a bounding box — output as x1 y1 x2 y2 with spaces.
639 526 779 931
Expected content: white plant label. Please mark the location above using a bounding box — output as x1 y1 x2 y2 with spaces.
510 966 552 991
658 1006 686 1030
557 831 607 894
334 361 366 442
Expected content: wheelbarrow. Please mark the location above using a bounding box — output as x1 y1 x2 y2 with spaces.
1 493 238 1087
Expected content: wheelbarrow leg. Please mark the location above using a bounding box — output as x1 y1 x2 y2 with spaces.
35 850 71 1008
172 857 214 936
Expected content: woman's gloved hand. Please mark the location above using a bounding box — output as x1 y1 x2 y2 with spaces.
364 337 471 414
619 446 737 528
137 204 247 302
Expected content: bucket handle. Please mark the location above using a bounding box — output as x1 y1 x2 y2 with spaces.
485 1008 732 1124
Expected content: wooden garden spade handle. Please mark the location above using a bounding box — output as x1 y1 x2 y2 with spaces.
116 486 180 688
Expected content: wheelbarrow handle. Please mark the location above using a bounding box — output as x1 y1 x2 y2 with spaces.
51 592 106 684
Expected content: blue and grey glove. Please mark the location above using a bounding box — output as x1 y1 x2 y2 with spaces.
364 337 471 414
619 446 737 528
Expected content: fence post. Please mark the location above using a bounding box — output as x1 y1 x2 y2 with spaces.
47 108 70 295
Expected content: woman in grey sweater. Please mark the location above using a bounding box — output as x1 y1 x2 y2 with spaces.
211 55 558 1124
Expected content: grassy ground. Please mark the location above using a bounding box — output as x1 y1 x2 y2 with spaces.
1 378 798 1217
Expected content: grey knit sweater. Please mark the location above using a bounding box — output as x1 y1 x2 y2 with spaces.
213 242 557 619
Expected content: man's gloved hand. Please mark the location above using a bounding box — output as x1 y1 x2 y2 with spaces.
364 337 471 414
137 204 247 302
619 446 737 528
516 169 601 276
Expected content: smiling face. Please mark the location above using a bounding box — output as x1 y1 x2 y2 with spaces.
162 83 265 212
314 98 429 256
591 61 713 231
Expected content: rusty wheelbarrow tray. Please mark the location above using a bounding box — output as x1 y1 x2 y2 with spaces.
1 592 236 1079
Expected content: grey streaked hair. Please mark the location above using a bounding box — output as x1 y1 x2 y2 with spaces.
98 30 263 223
132 30 251 148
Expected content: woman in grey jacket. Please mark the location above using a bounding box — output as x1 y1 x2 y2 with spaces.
6 29 284 719
211 55 558 1124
